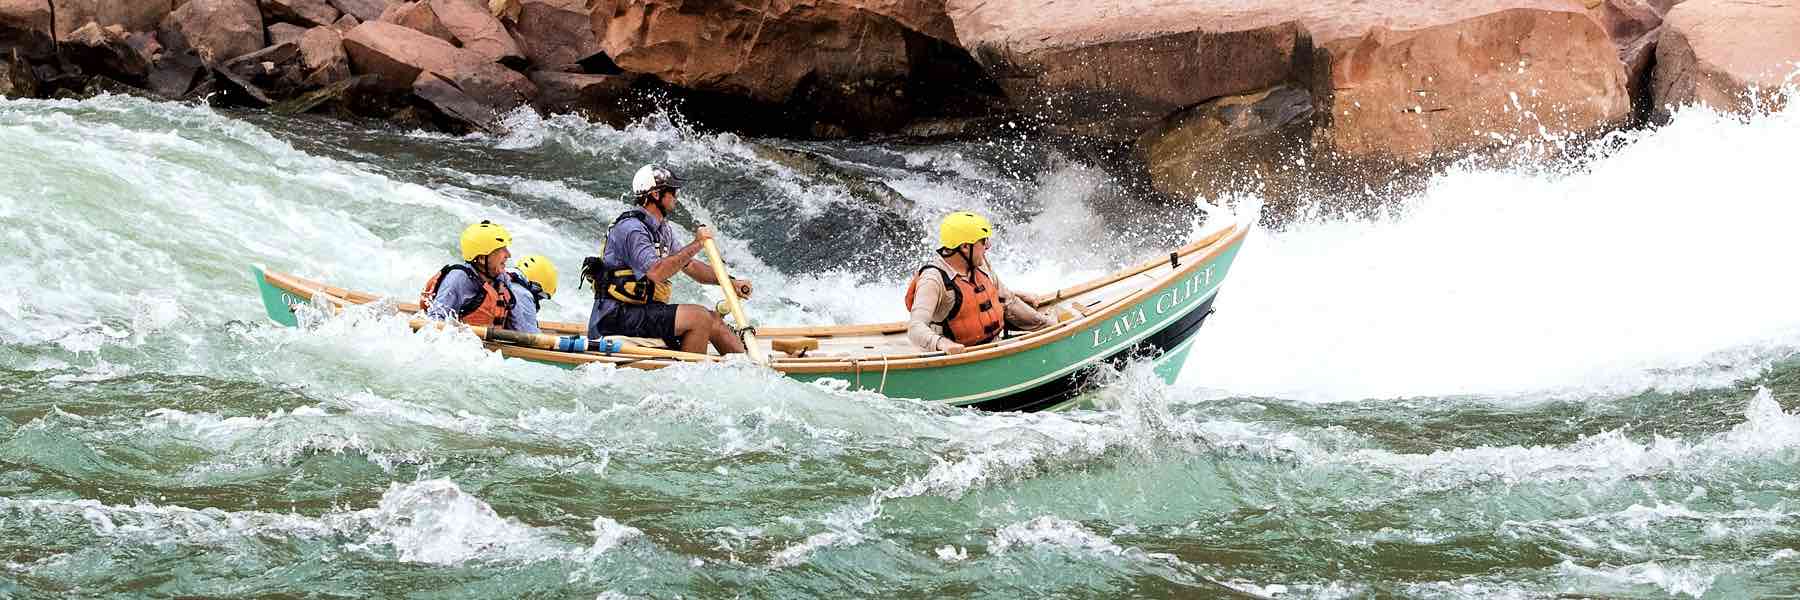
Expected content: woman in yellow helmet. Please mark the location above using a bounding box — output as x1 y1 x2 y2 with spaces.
903 211 1052 354
419 220 517 328
504 254 558 333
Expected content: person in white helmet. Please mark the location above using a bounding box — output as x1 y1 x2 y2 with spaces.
581 165 754 354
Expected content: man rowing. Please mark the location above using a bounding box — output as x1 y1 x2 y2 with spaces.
583 165 755 355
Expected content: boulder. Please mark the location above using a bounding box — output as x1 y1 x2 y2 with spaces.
0 0 53 59
342 20 535 108
380 0 454 43
162 0 264 64
268 22 307 46
1587 0 1677 113
1651 0 1800 121
489 0 520 22
1321 8 1630 163
1140 84 1315 200
59 21 153 82
298 24 349 85
326 0 384 22
0 47 38 97
216 39 304 103
952 11 1314 139
412 69 498 130
428 0 521 66
51 0 173 41
591 0 971 132
527 69 634 115
513 0 602 70
330 13 359 31
261 0 340 27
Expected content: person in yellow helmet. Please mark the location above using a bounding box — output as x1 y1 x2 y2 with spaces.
504 254 558 333
419 220 516 328
903 211 1052 354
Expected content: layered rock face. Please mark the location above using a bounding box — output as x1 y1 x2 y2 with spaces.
1651 0 1800 121
3 0 1797 208
591 0 986 132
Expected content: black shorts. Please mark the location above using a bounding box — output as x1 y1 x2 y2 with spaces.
599 303 680 348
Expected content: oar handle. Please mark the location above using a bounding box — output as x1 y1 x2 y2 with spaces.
700 237 769 364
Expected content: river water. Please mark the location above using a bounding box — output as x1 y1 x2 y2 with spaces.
2 87 1798 598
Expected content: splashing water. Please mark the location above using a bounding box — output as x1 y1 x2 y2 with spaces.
3 85 1800 598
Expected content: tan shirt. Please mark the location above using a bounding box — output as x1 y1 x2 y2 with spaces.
907 255 1053 351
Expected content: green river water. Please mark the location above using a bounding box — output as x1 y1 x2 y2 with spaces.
2 91 1800 598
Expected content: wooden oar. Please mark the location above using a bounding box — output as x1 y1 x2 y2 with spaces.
700 237 768 364
407 319 720 362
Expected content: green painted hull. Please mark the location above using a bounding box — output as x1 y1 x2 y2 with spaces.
251 232 1242 411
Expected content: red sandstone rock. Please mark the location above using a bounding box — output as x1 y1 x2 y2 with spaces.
428 0 522 65
326 0 384 22
342 20 535 108
1651 0 1800 120
163 0 264 64
380 1 454 43
51 0 172 40
512 0 602 70
268 22 307 46
262 0 340 28
299 24 349 84
591 0 962 130
1323 8 1630 162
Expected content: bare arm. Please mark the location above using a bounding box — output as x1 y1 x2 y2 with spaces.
646 240 703 283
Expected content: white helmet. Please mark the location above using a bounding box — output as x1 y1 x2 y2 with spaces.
631 164 685 197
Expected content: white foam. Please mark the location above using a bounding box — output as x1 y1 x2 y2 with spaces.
1188 84 1800 402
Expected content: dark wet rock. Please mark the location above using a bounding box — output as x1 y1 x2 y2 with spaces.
0 47 38 97
0 0 54 59
60 22 152 84
526 70 633 118
1139 84 1315 202
261 0 339 27
216 39 304 104
412 69 497 131
271 71 370 114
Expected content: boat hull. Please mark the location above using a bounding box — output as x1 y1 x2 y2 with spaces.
251 225 1245 412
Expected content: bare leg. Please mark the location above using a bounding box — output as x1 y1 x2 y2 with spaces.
674 304 746 354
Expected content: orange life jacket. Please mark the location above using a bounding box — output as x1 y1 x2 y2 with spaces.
420 263 514 328
904 264 1005 346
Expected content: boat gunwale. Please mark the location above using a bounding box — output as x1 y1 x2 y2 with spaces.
257 222 1248 373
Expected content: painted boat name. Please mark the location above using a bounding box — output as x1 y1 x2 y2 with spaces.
1089 266 1212 348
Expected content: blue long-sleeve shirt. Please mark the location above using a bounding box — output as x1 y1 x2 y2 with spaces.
587 210 679 338
425 267 483 322
505 272 541 334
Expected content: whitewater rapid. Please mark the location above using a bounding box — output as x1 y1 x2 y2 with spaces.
1188 89 1800 402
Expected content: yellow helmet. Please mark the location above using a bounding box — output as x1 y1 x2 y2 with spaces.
459 220 512 261
515 254 558 297
938 211 993 249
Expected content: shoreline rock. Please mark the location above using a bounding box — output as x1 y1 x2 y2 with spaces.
1 0 1796 210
